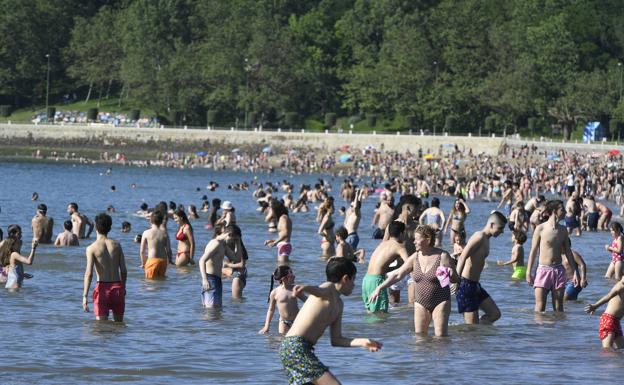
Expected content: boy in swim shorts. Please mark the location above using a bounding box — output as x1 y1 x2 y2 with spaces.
497 230 527 280
585 278 624 349
562 242 588 301
199 225 235 308
140 210 173 279
279 258 381 384
361 221 409 312
82 213 127 322
456 211 507 324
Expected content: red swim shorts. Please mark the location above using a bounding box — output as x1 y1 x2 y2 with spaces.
93 281 125 317
599 312 622 340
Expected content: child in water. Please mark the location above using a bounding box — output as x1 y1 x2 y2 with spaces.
259 266 307 335
585 278 624 349
604 222 624 280
497 230 527 280
278 258 381 384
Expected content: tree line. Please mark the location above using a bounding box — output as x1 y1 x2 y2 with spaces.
1 0 624 137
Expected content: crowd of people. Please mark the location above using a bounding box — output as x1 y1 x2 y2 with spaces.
3 141 624 385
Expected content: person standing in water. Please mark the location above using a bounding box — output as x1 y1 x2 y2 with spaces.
455 211 507 324
67 202 94 239
526 200 580 312
361 221 409 312
369 225 457 336
343 188 363 251
173 208 195 266
31 203 53 244
585 278 624 349
265 200 293 264
55 220 79 246
497 230 527 280
199 225 235 308
140 210 173 279
419 197 445 247
82 213 127 322
279 258 382 385
259 265 307 335
1 234 38 290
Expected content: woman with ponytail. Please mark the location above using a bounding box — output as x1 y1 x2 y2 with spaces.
259 266 306 335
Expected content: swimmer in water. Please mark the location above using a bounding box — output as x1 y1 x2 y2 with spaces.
259 265 306 335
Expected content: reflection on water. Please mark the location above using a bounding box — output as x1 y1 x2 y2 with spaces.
0 161 622 384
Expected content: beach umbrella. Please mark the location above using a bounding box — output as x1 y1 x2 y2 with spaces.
196 151 207 157
424 154 434 160
339 154 352 163
262 146 272 153
231 148 240 153
609 149 620 156
364 145 375 151
340 144 350 152
288 149 299 156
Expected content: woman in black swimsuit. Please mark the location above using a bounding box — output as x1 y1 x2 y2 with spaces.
367 225 458 336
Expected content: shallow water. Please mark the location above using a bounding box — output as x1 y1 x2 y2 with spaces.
1 161 623 384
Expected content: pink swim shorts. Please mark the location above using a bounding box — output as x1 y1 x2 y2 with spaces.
533 264 566 291
277 242 292 257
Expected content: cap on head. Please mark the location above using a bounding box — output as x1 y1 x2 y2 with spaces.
222 201 233 210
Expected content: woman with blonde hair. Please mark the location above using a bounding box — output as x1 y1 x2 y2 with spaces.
368 225 457 336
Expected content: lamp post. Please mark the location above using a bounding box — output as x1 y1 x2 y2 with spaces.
619 62 623 102
45 54 50 120
244 58 250 129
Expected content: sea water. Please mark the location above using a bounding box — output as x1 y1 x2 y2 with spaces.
0 162 622 384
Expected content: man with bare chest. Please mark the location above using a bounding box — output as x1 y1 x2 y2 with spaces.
343 189 363 250
527 200 580 312
455 211 507 324
32 203 53 244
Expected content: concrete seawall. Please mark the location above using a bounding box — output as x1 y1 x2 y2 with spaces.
0 123 506 154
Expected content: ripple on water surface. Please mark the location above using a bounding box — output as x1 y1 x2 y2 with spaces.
0 162 623 384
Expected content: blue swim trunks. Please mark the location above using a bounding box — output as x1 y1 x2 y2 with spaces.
201 273 222 307
565 215 579 229
345 232 359 249
564 280 582 300
372 228 384 239
456 277 490 313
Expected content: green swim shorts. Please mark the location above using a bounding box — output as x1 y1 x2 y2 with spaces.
279 336 328 385
511 265 526 280
362 274 388 312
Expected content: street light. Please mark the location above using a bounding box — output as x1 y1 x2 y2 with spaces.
618 62 622 101
244 58 250 129
45 54 50 121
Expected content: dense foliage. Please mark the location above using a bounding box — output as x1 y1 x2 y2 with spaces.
1 0 624 135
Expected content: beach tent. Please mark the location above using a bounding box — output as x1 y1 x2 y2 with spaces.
583 121 605 142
